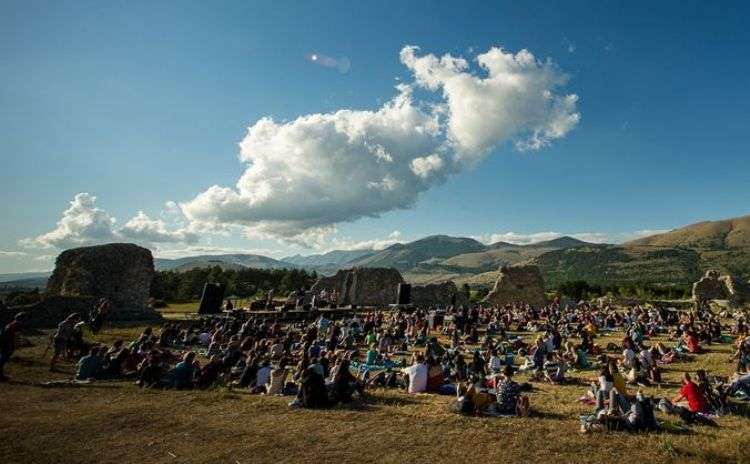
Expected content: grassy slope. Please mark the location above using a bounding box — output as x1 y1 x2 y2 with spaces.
2 324 750 463
627 215 750 250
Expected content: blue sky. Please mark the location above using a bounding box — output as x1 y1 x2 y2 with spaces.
1 0 749 272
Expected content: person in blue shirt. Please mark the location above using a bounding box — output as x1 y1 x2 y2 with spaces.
76 346 102 380
171 352 197 389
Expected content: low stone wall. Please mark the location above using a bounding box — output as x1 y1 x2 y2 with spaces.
1 295 97 329
1 295 162 329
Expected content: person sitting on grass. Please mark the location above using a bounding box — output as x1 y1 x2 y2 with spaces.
730 338 750 374
684 330 703 354
543 351 569 384
330 358 363 403
496 365 530 417
592 360 631 413
402 354 428 394
488 349 503 374
456 374 494 416
266 358 290 395
100 347 130 379
136 349 164 388
658 372 716 425
582 391 658 433
299 365 328 408
253 359 272 393
171 352 198 389
364 344 378 365
76 346 103 381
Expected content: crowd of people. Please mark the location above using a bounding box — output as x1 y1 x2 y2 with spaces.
3 295 750 433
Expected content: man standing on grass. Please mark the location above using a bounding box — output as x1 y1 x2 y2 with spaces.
0 312 27 381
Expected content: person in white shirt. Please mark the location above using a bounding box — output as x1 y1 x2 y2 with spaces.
266 360 289 395
402 355 428 394
622 343 636 369
488 349 503 374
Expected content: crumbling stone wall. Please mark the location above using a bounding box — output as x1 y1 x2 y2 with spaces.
46 243 160 321
411 281 468 307
483 265 547 308
720 275 750 307
693 270 750 308
310 267 403 306
692 270 727 302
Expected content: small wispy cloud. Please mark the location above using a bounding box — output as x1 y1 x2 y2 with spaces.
305 52 351 74
0 250 28 257
562 37 576 53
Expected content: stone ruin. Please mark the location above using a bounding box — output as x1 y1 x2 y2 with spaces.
42 243 160 323
483 264 547 308
692 269 750 308
310 267 403 307
411 280 468 307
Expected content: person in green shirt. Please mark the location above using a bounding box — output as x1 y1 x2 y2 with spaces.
365 344 378 365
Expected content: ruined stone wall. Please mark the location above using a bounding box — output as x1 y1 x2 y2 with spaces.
692 270 750 308
483 265 547 308
411 281 468 307
46 243 160 321
309 267 403 306
720 275 750 307
692 270 727 302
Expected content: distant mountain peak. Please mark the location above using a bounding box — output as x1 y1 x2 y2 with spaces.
526 236 591 248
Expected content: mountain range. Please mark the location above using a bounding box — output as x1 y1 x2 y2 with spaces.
2 214 749 291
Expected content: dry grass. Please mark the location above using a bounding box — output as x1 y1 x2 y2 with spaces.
156 302 200 321
2 324 750 464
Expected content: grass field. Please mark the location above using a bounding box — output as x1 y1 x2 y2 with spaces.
156 302 200 320
2 322 750 464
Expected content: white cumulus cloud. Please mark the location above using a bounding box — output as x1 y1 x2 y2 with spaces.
120 211 199 244
22 193 198 250
400 45 580 158
181 45 580 243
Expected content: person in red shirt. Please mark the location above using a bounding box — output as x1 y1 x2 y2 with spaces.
671 372 709 413
0 312 27 381
685 331 702 354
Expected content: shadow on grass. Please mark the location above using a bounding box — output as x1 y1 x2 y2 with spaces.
532 410 569 420
362 391 422 407
728 400 750 418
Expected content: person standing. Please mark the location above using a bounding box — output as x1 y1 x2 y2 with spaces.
50 313 80 372
0 312 26 381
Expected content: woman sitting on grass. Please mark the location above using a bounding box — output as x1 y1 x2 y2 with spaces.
543 352 569 384
496 365 530 417
581 391 658 433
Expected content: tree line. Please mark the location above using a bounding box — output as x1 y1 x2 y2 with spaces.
555 280 692 301
150 266 318 302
